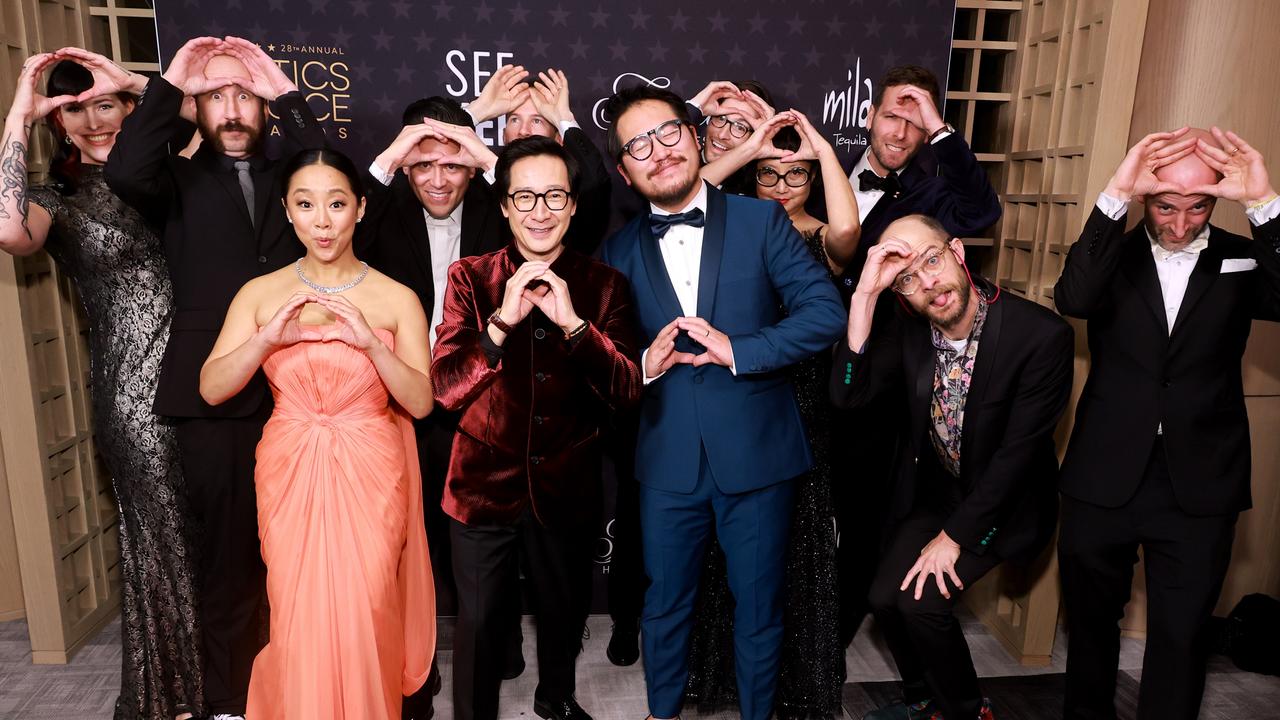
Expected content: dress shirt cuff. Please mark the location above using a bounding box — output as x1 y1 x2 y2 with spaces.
929 129 953 144
558 119 580 136
482 167 497 185
1247 195 1280 226
1096 191 1129 221
640 347 663 385
478 331 504 368
463 105 480 127
368 161 395 187
728 347 737 376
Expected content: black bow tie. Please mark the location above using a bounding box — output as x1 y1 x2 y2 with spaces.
858 168 902 196
650 208 706 239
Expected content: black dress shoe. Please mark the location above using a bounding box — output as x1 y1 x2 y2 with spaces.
606 619 640 666
533 695 594 720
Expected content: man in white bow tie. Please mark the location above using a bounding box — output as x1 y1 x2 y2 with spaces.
1053 125 1280 720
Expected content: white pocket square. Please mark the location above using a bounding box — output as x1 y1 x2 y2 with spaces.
1221 258 1258 273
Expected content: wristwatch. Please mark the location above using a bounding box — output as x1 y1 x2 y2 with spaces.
928 123 956 143
487 310 515 334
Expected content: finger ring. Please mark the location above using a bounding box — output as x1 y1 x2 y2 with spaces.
703 329 710 336
1229 147 1240 155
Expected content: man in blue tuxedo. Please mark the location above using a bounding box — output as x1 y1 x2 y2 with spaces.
598 85 846 720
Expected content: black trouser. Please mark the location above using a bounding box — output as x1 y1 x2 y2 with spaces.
1059 438 1237 720
450 512 594 720
174 408 270 715
867 471 1002 720
606 413 646 626
834 401 903 647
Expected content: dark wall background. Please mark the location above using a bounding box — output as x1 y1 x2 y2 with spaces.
154 0 957 613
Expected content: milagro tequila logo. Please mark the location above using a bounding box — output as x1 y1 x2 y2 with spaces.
823 59 874 154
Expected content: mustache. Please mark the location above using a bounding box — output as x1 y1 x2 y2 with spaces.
648 156 686 179
217 120 254 134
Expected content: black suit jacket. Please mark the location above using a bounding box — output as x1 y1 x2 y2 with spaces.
1055 208 1280 515
836 135 1001 295
830 281 1074 558
105 77 326 419
356 172 505 323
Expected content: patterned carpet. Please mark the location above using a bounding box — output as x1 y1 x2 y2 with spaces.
2 613 1278 718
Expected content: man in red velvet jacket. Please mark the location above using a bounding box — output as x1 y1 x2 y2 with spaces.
430 136 643 720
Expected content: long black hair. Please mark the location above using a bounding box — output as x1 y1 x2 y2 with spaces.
44 60 136 192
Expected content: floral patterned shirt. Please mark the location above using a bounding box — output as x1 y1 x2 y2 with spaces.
929 298 989 477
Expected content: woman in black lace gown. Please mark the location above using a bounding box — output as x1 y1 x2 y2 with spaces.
685 111 860 719
1 52 203 719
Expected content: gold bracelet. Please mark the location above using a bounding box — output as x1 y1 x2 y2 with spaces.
1248 194 1279 211
564 319 589 340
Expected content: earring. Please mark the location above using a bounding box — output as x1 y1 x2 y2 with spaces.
64 136 71 145
286 216 293 224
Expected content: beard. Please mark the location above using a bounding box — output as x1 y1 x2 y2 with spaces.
200 119 262 156
922 282 972 333
869 134 913 173
643 157 701 207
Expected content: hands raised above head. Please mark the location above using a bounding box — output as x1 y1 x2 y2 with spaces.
1188 127 1277 207
1103 127 1197 202
160 36 297 100
376 121 497 174
8 53 77 122
468 64 530 124
529 68 574 130
891 84 946 136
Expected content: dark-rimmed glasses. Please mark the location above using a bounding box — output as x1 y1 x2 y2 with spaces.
620 119 686 161
756 166 812 188
893 244 952 296
506 189 572 212
708 114 753 138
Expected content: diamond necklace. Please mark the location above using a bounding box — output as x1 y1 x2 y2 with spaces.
295 258 370 294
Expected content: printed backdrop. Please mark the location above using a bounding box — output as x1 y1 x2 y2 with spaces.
154 0 957 612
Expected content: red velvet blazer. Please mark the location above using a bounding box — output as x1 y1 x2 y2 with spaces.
431 245 643 528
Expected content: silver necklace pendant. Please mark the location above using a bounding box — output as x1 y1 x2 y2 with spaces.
295 258 370 294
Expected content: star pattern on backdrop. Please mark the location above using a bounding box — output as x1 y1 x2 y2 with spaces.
154 0 954 162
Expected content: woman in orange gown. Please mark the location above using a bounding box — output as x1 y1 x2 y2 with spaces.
199 148 435 719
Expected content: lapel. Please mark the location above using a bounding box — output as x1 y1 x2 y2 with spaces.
1169 227 1223 337
636 216 685 322
1120 229 1169 335
459 181 492 258
695 183 726 319
902 312 935 451
195 148 256 236
960 294 1002 459
394 179 435 286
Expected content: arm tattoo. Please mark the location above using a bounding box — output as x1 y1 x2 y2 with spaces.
0 132 33 241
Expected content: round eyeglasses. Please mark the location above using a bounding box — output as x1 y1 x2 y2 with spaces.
506 189 572 212
756 166 812 188
708 114 753 138
620 119 686 161
893 245 952 296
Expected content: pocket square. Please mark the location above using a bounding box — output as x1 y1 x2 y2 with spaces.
1221 258 1258 273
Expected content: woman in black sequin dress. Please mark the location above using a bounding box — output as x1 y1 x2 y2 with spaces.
1 52 203 719
685 111 860 719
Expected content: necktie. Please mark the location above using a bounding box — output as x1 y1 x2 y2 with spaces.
858 168 902 197
234 160 256 229
650 208 705 239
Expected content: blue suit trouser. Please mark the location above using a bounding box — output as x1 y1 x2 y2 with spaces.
639 446 795 720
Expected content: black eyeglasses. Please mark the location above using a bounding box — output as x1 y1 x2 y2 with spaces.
708 114 753 138
506 189 572 212
756 166 812 188
619 119 686 161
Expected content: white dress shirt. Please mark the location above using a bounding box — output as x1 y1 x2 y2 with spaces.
423 205 464 349
640 183 736 383
847 128 954 223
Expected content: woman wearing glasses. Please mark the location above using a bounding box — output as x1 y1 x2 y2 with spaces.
684 110 862 720
431 136 642 720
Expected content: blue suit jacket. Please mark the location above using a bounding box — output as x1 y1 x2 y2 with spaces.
600 183 846 493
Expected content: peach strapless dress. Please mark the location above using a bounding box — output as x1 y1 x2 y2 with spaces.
246 329 435 719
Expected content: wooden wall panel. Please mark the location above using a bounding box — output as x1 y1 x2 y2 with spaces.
1119 0 1280 632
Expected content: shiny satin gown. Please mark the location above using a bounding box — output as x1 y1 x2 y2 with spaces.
245 327 435 719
